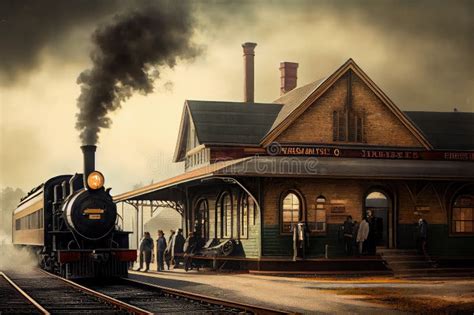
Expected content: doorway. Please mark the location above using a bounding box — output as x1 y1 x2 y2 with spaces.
365 191 392 248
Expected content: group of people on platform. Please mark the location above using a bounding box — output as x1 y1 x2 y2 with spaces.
136 212 429 270
136 227 203 272
342 210 380 256
136 228 186 272
342 211 429 256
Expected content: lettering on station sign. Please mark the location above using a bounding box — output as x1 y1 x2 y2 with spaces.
273 145 474 161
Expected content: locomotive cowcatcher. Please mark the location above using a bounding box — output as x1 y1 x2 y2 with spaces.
12 145 136 278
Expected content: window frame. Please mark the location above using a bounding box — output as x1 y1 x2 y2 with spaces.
307 195 327 234
195 199 209 240
279 190 304 235
450 194 474 236
238 193 251 239
216 191 233 239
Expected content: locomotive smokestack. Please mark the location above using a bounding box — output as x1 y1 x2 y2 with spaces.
81 145 96 186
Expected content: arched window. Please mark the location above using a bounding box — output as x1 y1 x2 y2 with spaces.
239 194 254 238
308 195 326 232
217 192 233 238
281 191 302 233
452 195 474 234
195 199 209 239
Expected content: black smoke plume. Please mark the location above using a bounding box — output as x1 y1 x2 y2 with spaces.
76 2 199 145
0 0 121 85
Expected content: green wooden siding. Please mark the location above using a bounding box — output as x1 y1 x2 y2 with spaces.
203 191 261 258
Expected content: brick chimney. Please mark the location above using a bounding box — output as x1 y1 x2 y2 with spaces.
279 62 298 95
242 42 257 102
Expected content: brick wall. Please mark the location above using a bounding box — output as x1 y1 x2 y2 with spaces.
275 73 423 148
263 177 368 227
261 177 471 257
398 183 446 225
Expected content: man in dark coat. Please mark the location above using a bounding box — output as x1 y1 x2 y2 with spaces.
137 232 154 272
156 230 167 271
352 220 360 255
366 210 377 255
183 232 197 271
173 228 186 268
164 229 175 270
418 218 428 257
343 215 354 256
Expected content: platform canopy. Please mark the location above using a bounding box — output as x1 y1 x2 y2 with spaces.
113 158 251 203
214 156 474 180
115 156 474 204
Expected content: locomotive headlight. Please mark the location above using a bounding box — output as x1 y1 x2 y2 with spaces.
87 171 104 190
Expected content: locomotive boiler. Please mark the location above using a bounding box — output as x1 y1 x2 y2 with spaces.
12 145 136 278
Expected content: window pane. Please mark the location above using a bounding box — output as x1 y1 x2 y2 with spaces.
453 208 461 219
283 197 293 208
216 202 221 237
283 210 292 222
464 221 473 232
241 196 248 237
464 208 473 220
282 193 301 231
452 195 474 234
221 194 232 238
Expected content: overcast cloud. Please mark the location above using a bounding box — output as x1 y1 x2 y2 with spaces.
0 0 473 194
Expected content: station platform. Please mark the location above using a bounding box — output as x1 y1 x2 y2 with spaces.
131 254 391 277
127 268 474 314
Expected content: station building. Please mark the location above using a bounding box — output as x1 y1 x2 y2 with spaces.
115 43 474 267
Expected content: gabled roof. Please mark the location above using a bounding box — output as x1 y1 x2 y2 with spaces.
188 100 283 144
173 100 282 161
261 59 433 149
404 111 474 150
172 59 473 162
271 78 326 130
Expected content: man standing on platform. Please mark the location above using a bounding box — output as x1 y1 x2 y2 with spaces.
137 232 154 272
343 215 354 256
156 230 167 271
366 210 378 255
417 218 429 257
357 217 369 255
164 229 175 270
173 228 186 268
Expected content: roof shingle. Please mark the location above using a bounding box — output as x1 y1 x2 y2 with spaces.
404 111 474 150
187 100 283 145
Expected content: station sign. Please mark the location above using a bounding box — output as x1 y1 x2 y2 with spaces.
267 144 474 161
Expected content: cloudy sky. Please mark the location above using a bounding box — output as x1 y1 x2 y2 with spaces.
0 0 473 194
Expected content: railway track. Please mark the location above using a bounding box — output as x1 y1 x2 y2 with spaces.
1 268 290 314
0 270 149 314
79 277 291 314
0 271 44 314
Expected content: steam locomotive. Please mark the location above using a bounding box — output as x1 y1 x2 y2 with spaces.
12 145 136 278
